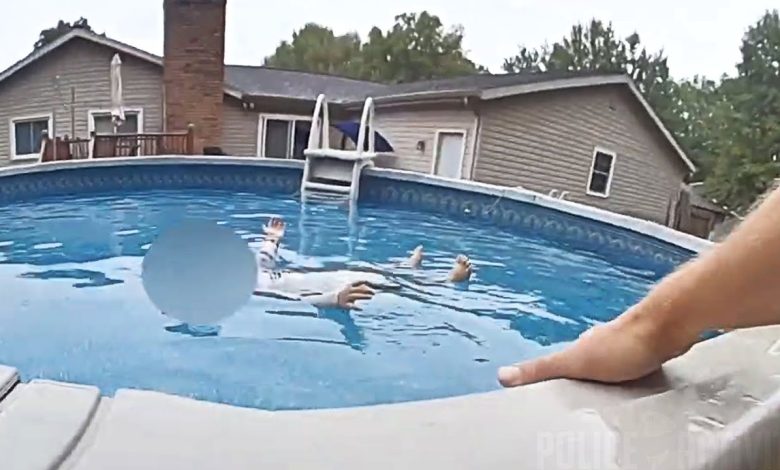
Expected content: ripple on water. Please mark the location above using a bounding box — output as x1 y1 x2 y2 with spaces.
0 189 669 410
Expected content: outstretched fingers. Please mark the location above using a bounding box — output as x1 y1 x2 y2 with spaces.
497 350 573 387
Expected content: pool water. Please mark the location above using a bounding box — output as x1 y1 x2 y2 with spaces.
0 189 662 410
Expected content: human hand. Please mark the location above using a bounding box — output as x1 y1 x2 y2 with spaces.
336 282 376 310
497 310 696 387
409 245 424 268
264 217 286 240
448 255 473 283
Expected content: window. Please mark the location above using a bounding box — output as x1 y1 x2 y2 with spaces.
586 148 616 197
89 109 142 135
10 115 51 160
260 116 311 159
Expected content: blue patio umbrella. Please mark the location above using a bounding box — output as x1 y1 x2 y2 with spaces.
333 121 394 153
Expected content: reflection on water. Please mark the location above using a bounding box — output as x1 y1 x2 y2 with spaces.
0 189 666 410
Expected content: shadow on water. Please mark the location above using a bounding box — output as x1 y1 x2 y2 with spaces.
164 323 222 337
18 269 124 288
267 308 366 352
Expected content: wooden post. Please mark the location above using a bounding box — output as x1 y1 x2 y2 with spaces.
186 123 195 155
39 130 49 163
89 131 96 159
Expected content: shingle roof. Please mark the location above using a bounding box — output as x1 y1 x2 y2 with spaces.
224 65 387 102
374 70 617 97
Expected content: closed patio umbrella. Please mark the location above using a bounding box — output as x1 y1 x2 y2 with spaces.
110 53 125 129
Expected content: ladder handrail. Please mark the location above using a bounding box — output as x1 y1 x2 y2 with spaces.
307 94 331 150
356 97 375 155
302 95 376 206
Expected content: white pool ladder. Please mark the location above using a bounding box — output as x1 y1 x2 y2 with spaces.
300 94 377 204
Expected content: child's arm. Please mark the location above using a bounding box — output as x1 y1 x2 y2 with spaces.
257 217 286 270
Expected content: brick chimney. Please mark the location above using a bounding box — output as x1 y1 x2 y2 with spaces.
163 0 227 153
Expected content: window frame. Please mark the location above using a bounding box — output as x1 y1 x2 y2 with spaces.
9 113 53 161
586 146 617 198
87 108 145 135
431 129 468 179
256 113 313 159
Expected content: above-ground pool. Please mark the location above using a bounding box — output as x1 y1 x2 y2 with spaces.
0 161 696 410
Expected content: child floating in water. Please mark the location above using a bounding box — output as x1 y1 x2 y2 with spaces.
254 217 473 310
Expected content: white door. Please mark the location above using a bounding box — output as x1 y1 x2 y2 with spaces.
434 132 465 179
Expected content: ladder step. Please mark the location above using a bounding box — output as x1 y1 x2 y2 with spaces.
303 181 351 194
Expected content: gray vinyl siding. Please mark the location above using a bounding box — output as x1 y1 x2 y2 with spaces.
473 85 688 223
0 38 163 165
372 107 477 178
222 97 258 156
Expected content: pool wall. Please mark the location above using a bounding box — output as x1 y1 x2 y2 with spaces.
4 157 779 470
0 156 709 275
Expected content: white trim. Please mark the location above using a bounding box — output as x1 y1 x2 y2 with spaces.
257 113 313 159
431 129 467 179
0 29 243 100
480 75 696 173
623 79 697 172
255 114 263 157
87 108 145 134
586 146 617 198
466 114 480 180
9 113 53 161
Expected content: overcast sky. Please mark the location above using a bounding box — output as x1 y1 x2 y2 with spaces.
1 0 775 80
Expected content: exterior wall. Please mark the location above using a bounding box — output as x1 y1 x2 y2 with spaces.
370 105 477 178
222 97 258 156
473 85 689 223
0 39 163 166
163 0 227 152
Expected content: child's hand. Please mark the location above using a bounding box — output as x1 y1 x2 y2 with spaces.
264 217 286 240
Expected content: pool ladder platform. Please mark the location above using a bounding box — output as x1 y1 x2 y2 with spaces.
300 94 377 204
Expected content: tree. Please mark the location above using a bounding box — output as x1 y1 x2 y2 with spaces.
264 11 485 83
502 20 676 128
359 11 486 83
34 17 94 50
263 23 363 77
703 10 780 211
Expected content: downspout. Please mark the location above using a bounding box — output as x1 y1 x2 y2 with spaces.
467 97 482 181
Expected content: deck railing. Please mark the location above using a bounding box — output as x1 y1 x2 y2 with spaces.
39 125 195 162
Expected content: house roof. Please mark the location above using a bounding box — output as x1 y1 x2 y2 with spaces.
225 65 387 102
364 72 696 172
0 29 695 172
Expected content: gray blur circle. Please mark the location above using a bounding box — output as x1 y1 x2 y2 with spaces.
142 220 258 324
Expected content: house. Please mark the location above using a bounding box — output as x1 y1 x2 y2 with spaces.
0 26 695 224
683 183 729 238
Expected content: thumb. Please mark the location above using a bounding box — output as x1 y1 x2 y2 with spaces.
497 352 570 387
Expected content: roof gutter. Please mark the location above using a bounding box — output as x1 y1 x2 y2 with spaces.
342 89 481 110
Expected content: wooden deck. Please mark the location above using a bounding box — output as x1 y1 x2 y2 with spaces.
39 125 195 162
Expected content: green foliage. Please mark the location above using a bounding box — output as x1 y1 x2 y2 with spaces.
35 18 93 50
264 11 485 83
263 24 363 77
359 12 486 83
503 12 780 213
703 11 780 212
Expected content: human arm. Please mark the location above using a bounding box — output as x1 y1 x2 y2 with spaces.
301 282 375 310
498 187 780 387
257 217 285 269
